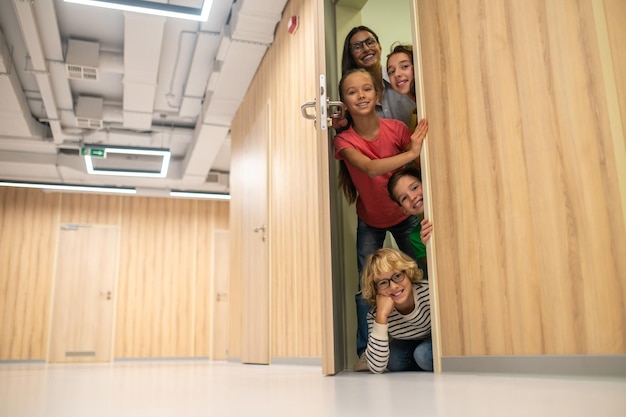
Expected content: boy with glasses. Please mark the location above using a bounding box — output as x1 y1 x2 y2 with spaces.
360 247 432 373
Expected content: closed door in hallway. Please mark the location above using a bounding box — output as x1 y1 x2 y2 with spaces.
49 224 119 363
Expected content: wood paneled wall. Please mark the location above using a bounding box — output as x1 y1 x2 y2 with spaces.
0 187 229 360
230 0 323 358
0 188 60 359
416 0 626 357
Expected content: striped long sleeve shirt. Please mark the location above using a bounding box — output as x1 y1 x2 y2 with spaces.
365 282 430 373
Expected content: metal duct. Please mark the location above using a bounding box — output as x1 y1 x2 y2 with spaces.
122 13 165 130
0 28 46 139
181 0 288 181
11 0 76 143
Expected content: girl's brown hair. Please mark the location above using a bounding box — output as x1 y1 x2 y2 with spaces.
337 68 375 204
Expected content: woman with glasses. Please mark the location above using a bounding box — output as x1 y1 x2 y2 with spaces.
334 26 416 130
360 247 432 373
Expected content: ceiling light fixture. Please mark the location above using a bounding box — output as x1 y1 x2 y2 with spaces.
0 181 137 194
83 147 171 178
64 0 214 22
170 191 231 200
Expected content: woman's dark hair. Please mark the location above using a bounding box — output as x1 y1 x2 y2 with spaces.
387 165 421 205
340 26 380 76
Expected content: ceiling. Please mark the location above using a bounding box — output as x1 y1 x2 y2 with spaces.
0 0 288 196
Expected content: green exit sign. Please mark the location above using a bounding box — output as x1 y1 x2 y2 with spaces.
81 148 105 158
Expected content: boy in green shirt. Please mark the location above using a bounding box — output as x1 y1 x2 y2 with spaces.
387 166 433 278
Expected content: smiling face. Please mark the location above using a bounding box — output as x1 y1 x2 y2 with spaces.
375 270 413 310
387 51 414 98
340 70 378 117
392 175 424 216
349 30 382 70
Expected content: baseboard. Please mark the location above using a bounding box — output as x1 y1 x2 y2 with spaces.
441 355 626 377
271 357 322 366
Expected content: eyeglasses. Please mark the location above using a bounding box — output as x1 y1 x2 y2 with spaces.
350 37 377 53
376 271 406 290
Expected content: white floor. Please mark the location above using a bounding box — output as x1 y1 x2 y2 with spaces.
1 361 625 417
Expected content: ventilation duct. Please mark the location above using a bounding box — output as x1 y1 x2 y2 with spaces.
65 39 100 81
75 96 104 129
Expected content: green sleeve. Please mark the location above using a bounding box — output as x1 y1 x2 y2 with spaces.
410 223 426 259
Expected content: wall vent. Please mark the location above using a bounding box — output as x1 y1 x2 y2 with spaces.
65 351 96 357
58 147 81 156
206 171 230 186
206 172 221 183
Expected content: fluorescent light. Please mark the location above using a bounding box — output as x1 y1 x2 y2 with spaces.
64 0 212 21
64 0 213 21
170 191 230 200
84 147 171 178
0 181 137 194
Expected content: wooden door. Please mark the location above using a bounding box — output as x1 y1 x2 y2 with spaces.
310 0 345 375
413 0 626 373
410 0 443 373
241 104 270 364
212 230 230 360
49 224 118 363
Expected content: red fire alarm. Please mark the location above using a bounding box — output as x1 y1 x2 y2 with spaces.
287 15 299 35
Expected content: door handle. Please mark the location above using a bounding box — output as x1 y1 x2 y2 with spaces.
253 225 266 242
300 100 316 120
300 74 347 131
300 98 345 126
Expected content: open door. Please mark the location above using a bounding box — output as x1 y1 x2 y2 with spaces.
410 0 442 374
299 0 347 375
306 0 437 374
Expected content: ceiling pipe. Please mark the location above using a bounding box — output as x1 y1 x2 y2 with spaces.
11 0 78 144
181 0 289 182
0 27 46 139
122 12 165 131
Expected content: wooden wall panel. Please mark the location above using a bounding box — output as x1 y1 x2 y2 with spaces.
116 197 197 357
0 188 59 359
417 0 626 357
59 193 122 225
230 0 322 358
1 188 230 361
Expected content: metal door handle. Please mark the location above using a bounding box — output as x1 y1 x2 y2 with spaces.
300 100 316 120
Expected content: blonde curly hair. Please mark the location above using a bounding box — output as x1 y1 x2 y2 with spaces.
361 248 424 306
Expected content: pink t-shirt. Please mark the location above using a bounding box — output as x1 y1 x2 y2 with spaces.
334 118 411 228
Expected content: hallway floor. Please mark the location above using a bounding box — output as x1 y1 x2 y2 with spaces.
1 360 624 417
